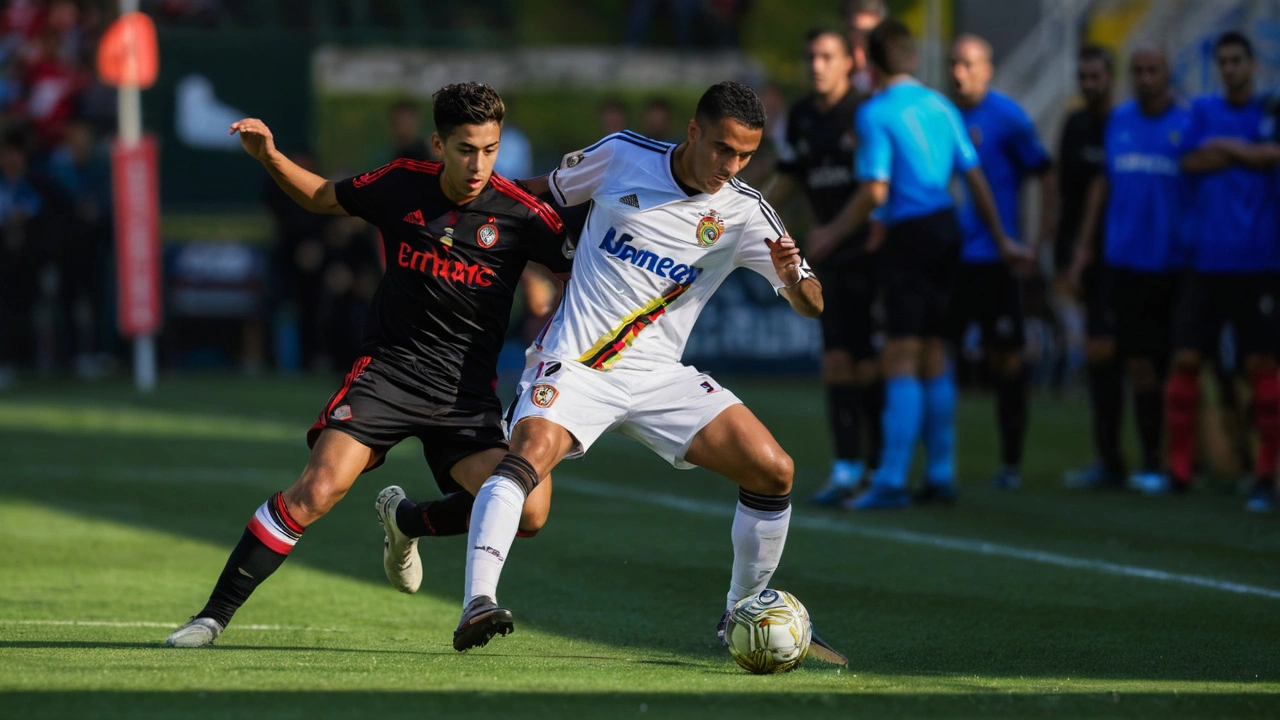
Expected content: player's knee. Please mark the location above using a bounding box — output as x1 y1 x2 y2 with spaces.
284 469 349 522
756 449 794 496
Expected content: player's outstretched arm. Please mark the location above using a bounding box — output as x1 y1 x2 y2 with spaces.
520 175 552 198
1180 143 1235 173
1209 138 1280 169
765 236 823 318
230 119 347 216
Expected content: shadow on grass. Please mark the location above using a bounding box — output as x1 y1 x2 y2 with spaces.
2 690 1279 720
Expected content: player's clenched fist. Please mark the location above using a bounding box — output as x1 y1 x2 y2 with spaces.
229 118 277 162
764 234 803 287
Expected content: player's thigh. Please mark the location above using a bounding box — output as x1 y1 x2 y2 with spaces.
286 428 380 525
1170 272 1218 358
684 404 793 496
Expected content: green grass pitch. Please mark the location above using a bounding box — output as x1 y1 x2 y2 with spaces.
1 374 1277 719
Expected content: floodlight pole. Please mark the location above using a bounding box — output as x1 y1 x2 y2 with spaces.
118 0 155 392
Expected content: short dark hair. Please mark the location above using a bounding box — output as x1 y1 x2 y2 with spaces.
431 82 505 139
805 27 854 56
695 81 766 130
1215 30 1254 59
843 0 888 21
868 19 915 75
1078 44 1114 74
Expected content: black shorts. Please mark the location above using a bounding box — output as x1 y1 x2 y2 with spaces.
1081 263 1114 338
1097 267 1179 360
306 356 507 494
814 255 878 359
948 262 1025 350
880 209 962 340
1173 272 1280 358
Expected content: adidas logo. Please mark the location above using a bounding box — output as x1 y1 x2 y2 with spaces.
403 209 425 226
619 194 639 208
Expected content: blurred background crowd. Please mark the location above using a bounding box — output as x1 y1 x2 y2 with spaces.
2 0 1279 502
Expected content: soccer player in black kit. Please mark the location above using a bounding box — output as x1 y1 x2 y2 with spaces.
1057 46 1124 488
166 82 574 648
768 28 883 504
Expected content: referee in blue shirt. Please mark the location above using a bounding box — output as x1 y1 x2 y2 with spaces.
811 20 1027 509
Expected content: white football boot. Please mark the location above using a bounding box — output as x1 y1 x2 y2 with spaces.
376 485 422 593
165 617 224 648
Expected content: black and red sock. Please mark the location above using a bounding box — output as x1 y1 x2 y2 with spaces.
198 492 304 628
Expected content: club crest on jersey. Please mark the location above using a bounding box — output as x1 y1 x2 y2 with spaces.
477 223 498 248
530 383 558 408
696 210 724 247
565 151 585 168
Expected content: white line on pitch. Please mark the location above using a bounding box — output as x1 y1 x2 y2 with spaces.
12 463 1280 602
560 478 1280 602
0 619 341 631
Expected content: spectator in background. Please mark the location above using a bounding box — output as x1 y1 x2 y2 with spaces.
640 96 677 142
262 148 333 371
388 99 435 161
23 26 88 152
48 116 112 377
624 0 698 49
317 216 380 371
768 28 882 506
1167 32 1280 510
704 0 751 49
1057 46 1123 489
947 33 1057 491
0 131 58 385
843 0 887 94
493 124 533 179
1066 45 1189 495
597 96 630 136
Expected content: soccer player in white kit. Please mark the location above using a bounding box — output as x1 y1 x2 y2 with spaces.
450 82 825 651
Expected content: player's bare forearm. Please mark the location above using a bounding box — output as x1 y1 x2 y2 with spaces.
1181 146 1234 173
1218 139 1280 168
781 276 823 318
1066 175 1107 287
1034 167 1059 258
963 167 1008 242
521 175 552 197
231 118 345 215
833 182 884 237
261 152 344 215
764 173 798 208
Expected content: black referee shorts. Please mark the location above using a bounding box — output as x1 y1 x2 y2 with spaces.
307 356 508 494
880 209 962 340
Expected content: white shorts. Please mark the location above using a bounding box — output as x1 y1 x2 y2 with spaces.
507 357 742 469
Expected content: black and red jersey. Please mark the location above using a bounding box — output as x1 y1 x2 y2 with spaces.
333 159 573 410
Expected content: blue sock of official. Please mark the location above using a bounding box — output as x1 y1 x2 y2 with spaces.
873 376 923 490
922 373 957 486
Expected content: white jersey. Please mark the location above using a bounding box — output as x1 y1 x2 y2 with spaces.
539 131 811 371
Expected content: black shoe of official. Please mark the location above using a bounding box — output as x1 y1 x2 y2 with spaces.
453 595 514 651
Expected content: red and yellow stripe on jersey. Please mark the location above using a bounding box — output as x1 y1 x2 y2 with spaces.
577 281 693 370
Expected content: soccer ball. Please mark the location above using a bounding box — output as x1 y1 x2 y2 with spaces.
725 589 812 674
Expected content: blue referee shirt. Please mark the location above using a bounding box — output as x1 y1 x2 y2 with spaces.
957 90 1051 263
1182 95 1280 272
855 78 979 225
1102 100 1191 273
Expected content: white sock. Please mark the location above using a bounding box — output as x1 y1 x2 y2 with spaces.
463 476 524 607
725 501 791 611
